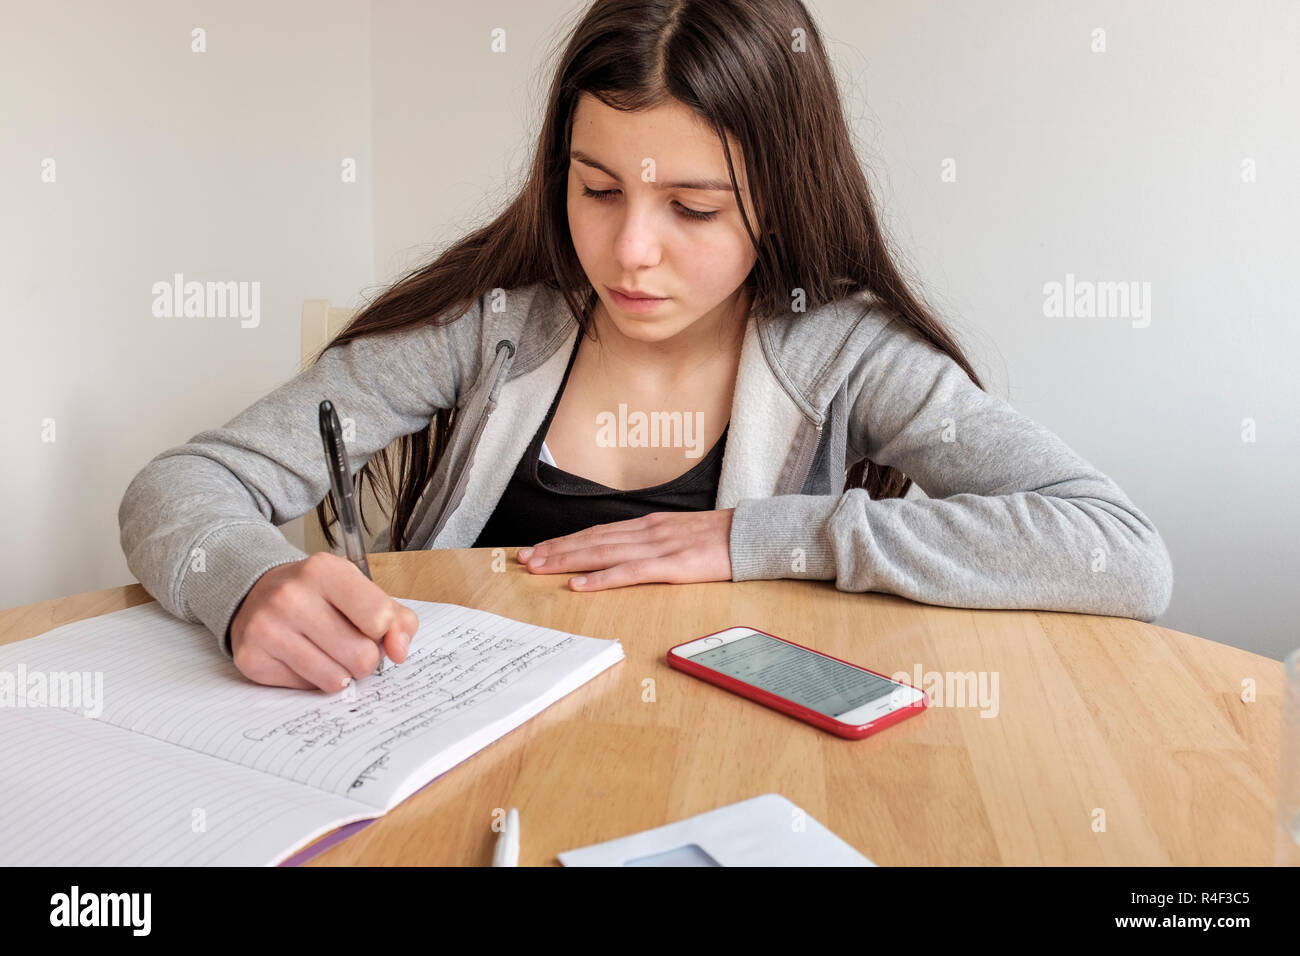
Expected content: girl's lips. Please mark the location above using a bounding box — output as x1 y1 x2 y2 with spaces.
607 286 670 313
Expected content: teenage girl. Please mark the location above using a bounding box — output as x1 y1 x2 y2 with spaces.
120 0 1172 691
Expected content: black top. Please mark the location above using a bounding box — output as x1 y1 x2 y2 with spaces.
472 335 729 548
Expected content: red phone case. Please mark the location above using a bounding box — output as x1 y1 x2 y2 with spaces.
666 626 927 740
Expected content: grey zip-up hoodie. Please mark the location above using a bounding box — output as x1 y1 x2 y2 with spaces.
118 282 1174 657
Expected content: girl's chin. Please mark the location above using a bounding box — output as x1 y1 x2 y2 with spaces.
606 314 692 341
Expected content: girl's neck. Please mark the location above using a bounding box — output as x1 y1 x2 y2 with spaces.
584 287 750 392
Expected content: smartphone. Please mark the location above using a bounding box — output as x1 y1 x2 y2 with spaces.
666 626 927 740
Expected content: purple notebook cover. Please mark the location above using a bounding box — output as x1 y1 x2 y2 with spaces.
279 772 450 866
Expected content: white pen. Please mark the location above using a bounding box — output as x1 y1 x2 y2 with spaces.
492 807 520 866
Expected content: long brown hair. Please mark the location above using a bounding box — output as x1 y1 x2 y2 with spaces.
312 0 984 552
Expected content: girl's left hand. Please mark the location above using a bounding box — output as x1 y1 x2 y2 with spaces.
515 509 735 591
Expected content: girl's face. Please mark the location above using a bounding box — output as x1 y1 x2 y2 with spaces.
566 92 760 344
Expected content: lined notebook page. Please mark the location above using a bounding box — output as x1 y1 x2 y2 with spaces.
0 705 373 866
0 599 622 812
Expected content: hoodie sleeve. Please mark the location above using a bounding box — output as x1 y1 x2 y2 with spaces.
728 318 1174 622
117 297 483 657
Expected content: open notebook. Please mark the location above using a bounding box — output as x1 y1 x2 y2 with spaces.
0 598 623 866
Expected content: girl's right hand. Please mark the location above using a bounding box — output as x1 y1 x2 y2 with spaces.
229 552 420 691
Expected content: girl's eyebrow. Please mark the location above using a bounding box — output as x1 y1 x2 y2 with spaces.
570 149 734 193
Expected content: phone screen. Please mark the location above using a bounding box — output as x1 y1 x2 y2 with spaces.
689 630 899 720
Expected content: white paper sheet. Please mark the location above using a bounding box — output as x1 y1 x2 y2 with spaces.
558 793 876 866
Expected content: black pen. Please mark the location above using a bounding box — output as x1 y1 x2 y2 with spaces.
319 399 383 675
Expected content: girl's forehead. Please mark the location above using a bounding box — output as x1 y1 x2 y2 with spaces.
570 95 750 192
573 94 741 155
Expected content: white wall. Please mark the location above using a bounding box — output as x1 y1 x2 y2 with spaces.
4 1 1296 660
1 0 375 598
813 0 1300 661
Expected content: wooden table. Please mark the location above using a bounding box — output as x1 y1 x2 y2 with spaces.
0 549 1286 865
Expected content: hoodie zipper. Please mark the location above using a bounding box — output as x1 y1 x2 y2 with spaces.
786 418 824 495
422 339 515 547
758 339 828 495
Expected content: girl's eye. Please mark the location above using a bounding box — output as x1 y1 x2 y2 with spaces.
580 185 718 222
